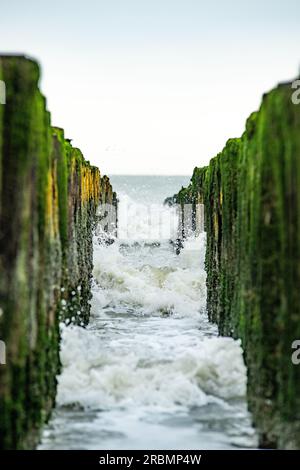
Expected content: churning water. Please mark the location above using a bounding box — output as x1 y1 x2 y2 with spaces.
39 176 257 450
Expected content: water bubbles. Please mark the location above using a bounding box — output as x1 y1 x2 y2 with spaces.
43 184 256 450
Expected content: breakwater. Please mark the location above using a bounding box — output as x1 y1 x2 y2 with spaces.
173 79 300 448
0 55 117 449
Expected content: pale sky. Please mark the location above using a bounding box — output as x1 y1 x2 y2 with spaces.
1 0 300 174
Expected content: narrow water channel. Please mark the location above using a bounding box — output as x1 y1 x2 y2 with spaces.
39 176 257 450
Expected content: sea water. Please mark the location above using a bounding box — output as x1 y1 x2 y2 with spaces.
39 175 257 450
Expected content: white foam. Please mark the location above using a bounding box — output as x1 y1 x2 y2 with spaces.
57 199 247 412
92 241 206 318
41 185 257 450
57 323 247 411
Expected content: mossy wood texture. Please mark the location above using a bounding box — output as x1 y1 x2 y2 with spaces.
175 81 300 449
0 56 117 449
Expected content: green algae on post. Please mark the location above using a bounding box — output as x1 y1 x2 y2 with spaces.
0 55 117 449
174 79 300 449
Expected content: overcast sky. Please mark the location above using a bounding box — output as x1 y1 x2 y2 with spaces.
1 0 300 174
